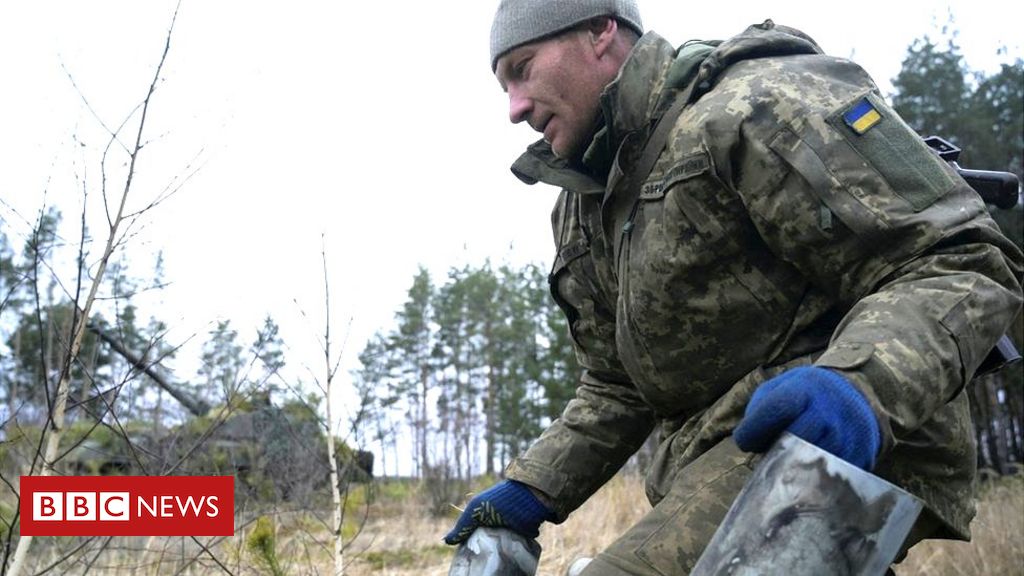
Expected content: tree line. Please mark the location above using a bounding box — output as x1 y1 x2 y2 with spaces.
349 263 578 482
0 210 289 437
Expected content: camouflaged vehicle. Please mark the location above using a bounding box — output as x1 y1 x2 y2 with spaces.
63 324 373 502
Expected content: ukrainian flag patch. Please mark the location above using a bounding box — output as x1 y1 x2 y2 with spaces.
842 97 882 134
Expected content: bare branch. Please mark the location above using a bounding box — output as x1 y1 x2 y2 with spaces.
29 536 95 576
187 536 236 576
124 147 207 220
6 2 185 573
60 60 133 157
79 536 114 575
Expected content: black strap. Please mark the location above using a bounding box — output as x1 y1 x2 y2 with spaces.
604 78 705 276
610 78 704 240
629 92 693 199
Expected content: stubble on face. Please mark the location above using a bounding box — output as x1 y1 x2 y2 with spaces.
497 30 607 162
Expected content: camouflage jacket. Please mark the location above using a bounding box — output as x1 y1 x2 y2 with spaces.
504 21 1023 539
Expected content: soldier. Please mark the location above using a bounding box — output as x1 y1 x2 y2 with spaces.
444 1 1024 574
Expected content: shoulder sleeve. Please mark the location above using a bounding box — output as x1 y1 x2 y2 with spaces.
720 56 1024 452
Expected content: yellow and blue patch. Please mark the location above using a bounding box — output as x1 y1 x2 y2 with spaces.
842 97 882 135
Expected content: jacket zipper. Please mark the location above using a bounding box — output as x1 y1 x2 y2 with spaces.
616 198 643 277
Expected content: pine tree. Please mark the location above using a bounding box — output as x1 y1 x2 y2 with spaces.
389 267 435 477
197 320 244 406
351 333 396 477
433 265 478 479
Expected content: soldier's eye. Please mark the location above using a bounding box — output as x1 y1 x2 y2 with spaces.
513 58 531 80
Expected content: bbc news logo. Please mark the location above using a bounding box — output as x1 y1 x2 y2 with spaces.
33 491 131 521
20 476 233 536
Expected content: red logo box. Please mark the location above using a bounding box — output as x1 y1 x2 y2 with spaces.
20 476 234 536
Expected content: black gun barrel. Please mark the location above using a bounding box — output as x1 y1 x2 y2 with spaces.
976 334 1023 377
957 168 1021 209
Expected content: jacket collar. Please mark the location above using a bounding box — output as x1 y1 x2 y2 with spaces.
510 139 606 195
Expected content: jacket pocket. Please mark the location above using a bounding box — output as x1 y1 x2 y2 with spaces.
548 238 589 350
549 238 622 375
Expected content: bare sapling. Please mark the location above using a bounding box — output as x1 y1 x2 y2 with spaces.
6 3 184 575
315 235 352 576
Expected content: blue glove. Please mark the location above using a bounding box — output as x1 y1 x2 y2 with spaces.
443 480 553 545
734 366 882 470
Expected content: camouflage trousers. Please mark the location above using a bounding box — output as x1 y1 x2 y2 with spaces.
578 437 940 576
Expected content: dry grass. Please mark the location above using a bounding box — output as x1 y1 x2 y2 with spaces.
344 473 1024 576
7 473 1021 574
336 475 648 576
895 474 1024 576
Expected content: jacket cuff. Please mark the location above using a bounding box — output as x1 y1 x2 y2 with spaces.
505 457 572 523
814 342 896 460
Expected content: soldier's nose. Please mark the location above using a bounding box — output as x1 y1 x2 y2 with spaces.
509 89 532 125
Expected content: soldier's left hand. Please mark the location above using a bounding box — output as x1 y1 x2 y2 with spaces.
733 366 882 470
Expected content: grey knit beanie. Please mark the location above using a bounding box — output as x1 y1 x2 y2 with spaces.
490 0 643 70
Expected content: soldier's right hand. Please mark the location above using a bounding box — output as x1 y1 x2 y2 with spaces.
734 366 881 471
443 480 554 545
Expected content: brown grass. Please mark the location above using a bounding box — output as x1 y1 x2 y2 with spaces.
895 474 1024 576
7 473 1020 574
343 473 1024 576
339 475 648 576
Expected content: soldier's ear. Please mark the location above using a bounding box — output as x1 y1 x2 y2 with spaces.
585 17 617 57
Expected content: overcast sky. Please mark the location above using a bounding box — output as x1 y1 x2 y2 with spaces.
1 1 1021 456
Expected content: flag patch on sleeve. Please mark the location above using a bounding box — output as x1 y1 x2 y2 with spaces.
842 97 882 134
